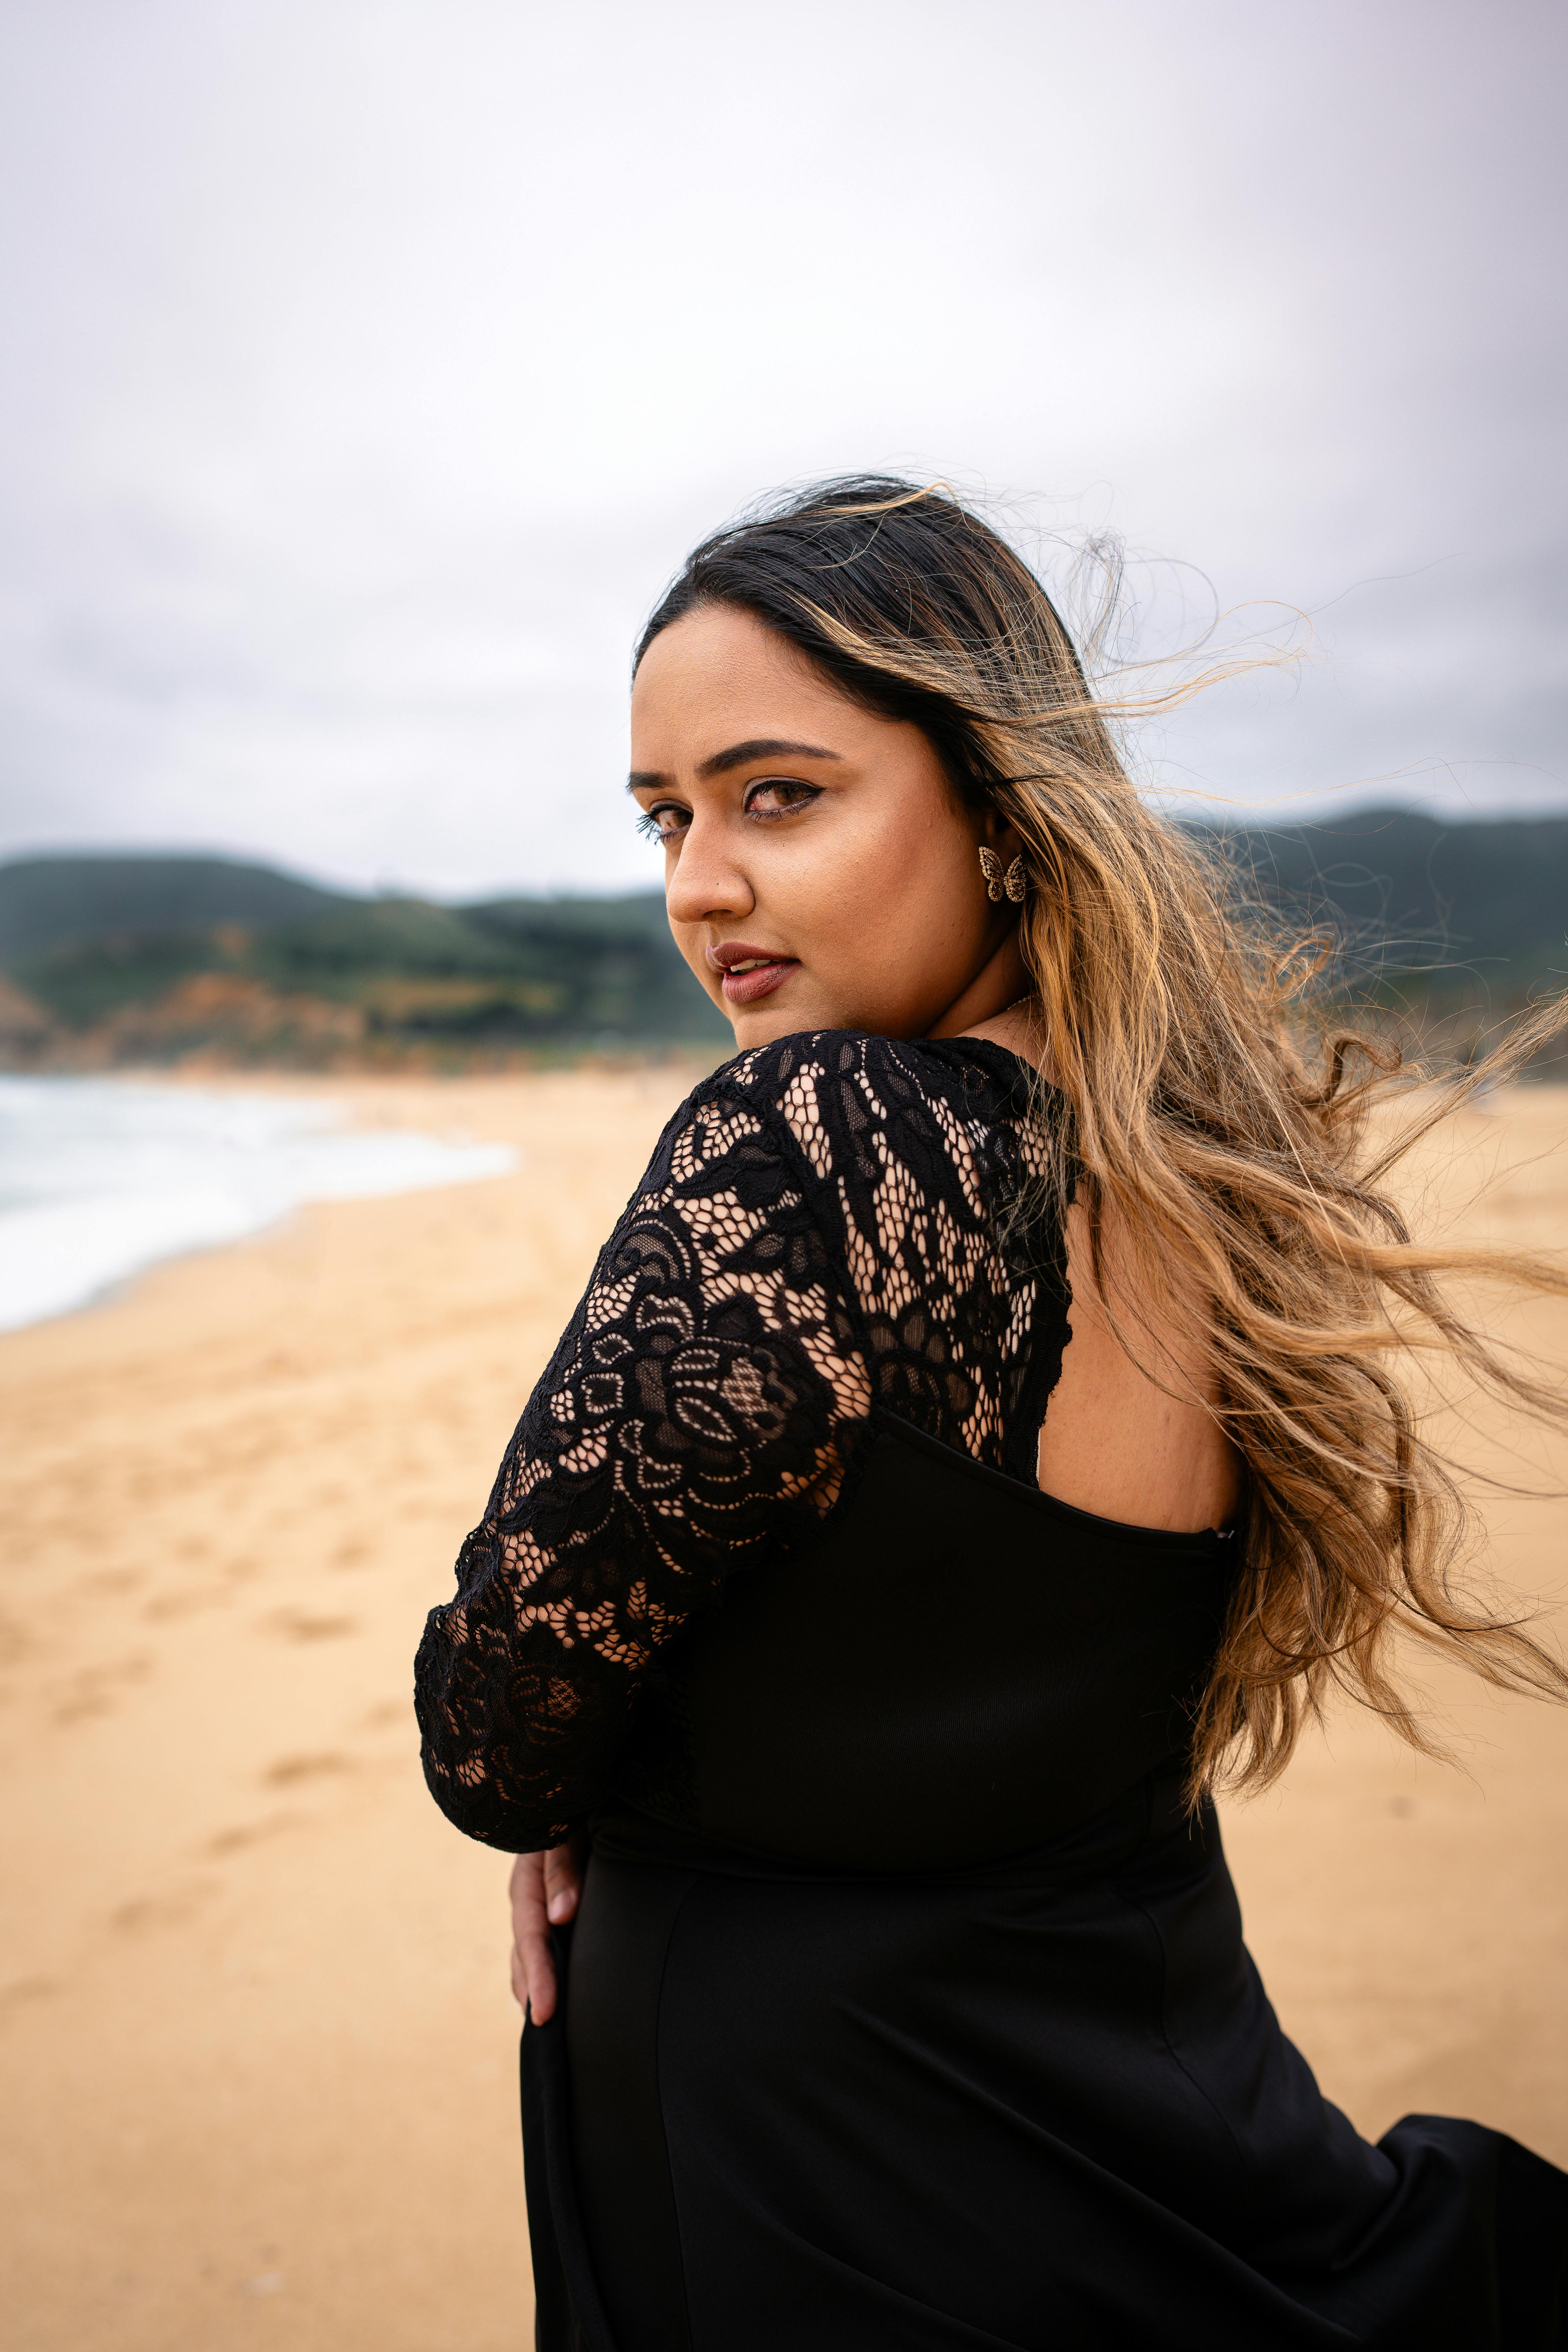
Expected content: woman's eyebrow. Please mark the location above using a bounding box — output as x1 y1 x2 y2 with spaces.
626 738 843 792
698 737 842 778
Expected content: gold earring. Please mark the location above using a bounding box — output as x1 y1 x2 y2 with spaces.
979 847 1027 904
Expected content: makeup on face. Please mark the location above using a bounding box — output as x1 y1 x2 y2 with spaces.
629 605 1028 1046
706 939 802 1005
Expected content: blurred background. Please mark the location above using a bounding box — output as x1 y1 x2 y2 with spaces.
3 5 1567 2350
2 0 1568 1072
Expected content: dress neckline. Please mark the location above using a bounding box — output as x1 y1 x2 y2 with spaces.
873 1410 1236 1556
938 1030 1058 1094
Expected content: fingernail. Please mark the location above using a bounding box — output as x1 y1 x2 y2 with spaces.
548 1893 568 1921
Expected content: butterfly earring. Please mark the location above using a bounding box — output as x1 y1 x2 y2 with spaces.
979 846 1028 904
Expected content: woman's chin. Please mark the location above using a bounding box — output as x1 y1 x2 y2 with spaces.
727 990 828 1048
727 1000 906 1050
728 1006 800 1049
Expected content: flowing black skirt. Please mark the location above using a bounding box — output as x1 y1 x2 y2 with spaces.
521 1779 1566 2350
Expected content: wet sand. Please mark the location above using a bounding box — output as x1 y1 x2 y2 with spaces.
2 1068 1565 2350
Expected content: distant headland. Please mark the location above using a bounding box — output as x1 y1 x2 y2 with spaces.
1 808 1564 1071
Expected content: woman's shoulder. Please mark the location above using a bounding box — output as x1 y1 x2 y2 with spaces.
689 1029 1056 1203
707 1028 1041 1118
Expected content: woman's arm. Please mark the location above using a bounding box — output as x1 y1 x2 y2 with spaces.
414 1080 869 1856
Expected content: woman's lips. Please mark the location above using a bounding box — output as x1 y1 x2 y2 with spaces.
707 940 800 1006
719 956 799 1005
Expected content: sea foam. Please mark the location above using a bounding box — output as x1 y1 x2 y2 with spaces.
0 1076 516 1333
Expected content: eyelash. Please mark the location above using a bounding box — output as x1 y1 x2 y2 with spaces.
635 779 821 845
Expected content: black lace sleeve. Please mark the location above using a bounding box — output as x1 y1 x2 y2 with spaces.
413 1083 871 1852
414 1032 1069 1854
726 1031 1070 1483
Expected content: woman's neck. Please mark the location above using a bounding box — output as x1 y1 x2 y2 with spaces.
925 929 1049 1074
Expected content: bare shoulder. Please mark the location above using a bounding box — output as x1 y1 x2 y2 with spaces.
957 1006 1237 1533
957 1000 1056 1080
959 1007 1067 1086
1041 1195 1242 1535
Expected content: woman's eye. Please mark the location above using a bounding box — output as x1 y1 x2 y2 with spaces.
636 803 689 846
745 779 820 819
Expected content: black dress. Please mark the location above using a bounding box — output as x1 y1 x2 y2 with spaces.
415 1032 1568 2350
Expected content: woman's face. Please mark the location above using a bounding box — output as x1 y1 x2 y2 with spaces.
629 603 1026 1049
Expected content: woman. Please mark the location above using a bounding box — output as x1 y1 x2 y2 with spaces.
415 479 1568 2349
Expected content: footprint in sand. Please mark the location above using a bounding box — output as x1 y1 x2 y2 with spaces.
261 1608 359 1643
110 1879 214 1935
262 1751 356 1787
360 1699 409 1730
0 1977 64 2023
142 1583 230 1622
51 1654 152 1725
81 1568 145 1598
204 1812 303 1856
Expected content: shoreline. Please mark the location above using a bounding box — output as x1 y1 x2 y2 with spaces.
0 1067 543 1339
0 1058 713 1341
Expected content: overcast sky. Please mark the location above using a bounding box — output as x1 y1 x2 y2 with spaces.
1 0 1564 897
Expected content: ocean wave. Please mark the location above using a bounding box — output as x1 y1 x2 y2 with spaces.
0 1076 517 1333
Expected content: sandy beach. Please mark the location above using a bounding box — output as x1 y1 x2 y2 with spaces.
3 1066 1566 2352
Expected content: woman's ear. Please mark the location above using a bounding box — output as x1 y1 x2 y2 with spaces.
978 806 1024 863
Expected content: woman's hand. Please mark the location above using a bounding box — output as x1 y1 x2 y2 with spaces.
508 1841 585 2023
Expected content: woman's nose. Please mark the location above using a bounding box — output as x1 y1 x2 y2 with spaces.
664 817 755 928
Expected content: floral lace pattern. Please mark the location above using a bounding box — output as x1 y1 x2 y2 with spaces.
414 1033 1069 1851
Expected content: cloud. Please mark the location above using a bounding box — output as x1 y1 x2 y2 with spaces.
1 0 1564 892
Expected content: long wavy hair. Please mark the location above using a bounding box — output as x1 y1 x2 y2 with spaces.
636 474 1568 1797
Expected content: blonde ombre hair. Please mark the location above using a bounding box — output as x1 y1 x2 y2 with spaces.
636 476 1568 1796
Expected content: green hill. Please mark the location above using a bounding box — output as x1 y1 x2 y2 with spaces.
1203 808 1568 1002
0 852 728 1062
0 853 351 962
0 818 1563 1068
247 892 724 1044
